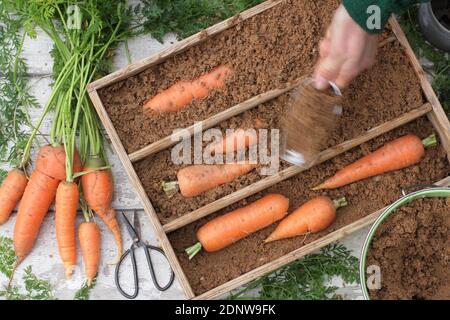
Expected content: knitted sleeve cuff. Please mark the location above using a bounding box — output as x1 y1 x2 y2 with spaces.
343 0 429 34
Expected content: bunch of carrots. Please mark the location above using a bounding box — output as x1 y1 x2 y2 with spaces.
0 0 127 286
184 133 437 259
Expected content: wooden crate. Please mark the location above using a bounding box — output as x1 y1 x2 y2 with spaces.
87 0 450 299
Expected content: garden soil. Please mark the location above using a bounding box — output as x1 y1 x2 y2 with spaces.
168 118 449 295
367 197 450 300
100 0 424 154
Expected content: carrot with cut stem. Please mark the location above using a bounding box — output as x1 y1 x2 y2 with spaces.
186 194 289 259
55 181 79 278
13 145 81 266
313 134 437 190
35 144 82 181
143 65 232 115
206 129 258 156
81 155 122 259
162 163 256 198
264 196 347 243
0 169 28 225
78 220 101 287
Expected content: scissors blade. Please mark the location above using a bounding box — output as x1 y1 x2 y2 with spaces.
133 211 142 240
121 211 139 243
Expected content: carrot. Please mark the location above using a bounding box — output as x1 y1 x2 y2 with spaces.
35 144 82 180
0 169 28 225
185 194 289 259
163 163 256 198
55 181 79 278
143 65 232 115
264 196 347 243
313 134 437 190
81 156 122 258
13 145 80 265
78 221 101 286
206 129 258 156
13 170 59 264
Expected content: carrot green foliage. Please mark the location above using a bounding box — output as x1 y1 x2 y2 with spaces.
0 236 55 300
228 243 359 300
0 236 16 278
0 7 38 169
74 279 97 300
0 266 56 300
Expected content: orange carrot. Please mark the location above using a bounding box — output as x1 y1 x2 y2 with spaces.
264 196 347 243
81 156 122 258
55 181 79 278
143 65 232 115
163 163 256 198
13 170 59 264
313 134 437 190
13 145 79 265
78 221 101 286
186 194 289 259
35 144 82 180
206 129 258 156
0 169 28 225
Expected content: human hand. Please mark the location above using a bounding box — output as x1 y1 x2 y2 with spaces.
314 4 379 90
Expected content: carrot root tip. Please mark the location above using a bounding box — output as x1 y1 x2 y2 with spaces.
422 133 437 149
162 181 179 198
185 242 202 260
311 183 325 191
65 265 75 279
333 197 348 209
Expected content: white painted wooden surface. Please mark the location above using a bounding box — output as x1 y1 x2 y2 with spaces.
0 27 367 300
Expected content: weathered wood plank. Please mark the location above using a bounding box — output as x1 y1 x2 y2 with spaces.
88 89 196 298
389 17 450 160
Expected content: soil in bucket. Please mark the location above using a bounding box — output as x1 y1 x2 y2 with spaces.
367 197 450 300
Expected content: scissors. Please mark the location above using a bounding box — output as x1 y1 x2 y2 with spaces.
115 211 175 299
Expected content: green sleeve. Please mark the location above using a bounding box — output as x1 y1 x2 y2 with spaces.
342 0 429 34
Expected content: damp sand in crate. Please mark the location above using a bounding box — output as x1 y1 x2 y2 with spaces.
168 117 450 296
87 0 450 299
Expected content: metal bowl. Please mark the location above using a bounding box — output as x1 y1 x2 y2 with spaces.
359 186 450 300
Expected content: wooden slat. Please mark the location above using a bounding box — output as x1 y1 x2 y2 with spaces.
389 17 450 160
86 0 283 92
194 175 450 299
129 77 306 162
163 103 432 233
87 89 196 298
87 0 450 300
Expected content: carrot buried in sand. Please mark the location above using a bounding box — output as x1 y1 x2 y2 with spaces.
313 134 437 190
162 163 256 198
143 65 232 115
205 129 258 156
0 169 28 225
186 194 289 259
264 196 347 243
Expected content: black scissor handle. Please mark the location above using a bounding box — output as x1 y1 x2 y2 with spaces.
115 247 139 299
143 245 175 291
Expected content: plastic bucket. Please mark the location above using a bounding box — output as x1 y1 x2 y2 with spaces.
359 186 450 299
